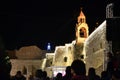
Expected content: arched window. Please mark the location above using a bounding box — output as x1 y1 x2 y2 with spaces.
80 55 84 59
80 19 82 23
80 18 85 23
79 27 87 38
64 57 67 62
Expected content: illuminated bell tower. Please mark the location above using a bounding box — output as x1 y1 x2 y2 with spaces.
76 8 89 44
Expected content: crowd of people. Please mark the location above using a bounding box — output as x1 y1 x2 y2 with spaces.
1 51 120 80
9 52 120 80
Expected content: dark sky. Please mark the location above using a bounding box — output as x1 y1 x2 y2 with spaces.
1 0 106 50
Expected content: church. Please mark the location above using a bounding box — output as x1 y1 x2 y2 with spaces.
8 9 108 79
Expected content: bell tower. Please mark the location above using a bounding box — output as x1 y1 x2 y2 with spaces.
76 8 89 44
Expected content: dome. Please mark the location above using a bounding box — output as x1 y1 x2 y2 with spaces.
15 45 43 59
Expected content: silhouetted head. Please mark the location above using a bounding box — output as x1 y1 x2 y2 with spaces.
65 66 71 74
56 73 62 79
71 59 86 75
88 67 96 76
112 70 120 79
17 71 21 74
35 69 43 78
42 71 47 77
101 71 108 78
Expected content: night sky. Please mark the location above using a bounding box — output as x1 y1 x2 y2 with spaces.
1 0 106 50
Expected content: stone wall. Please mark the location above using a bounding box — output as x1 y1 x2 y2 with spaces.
46 53 54 67
53 43 74 67
10 59 46 79
74 43 84 60
84 20 108 75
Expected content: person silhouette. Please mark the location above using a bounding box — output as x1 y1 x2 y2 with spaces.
62 66 72 80
71 59 88 80
13 71 26 80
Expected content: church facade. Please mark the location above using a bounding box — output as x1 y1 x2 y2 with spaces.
8 9 109 79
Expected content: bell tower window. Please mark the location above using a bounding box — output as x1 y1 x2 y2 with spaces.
80 29 84 37
79 27 87 38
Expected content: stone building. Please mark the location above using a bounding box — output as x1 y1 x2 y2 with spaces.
45 9 89 77
8 9 109 79
7 45 47 79
7 9 89 79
